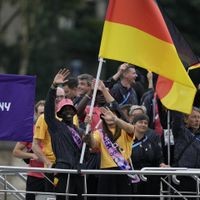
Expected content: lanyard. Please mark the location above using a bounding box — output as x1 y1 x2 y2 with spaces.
119 92 131 106
132 136 148 149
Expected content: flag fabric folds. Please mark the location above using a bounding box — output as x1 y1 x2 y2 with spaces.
99 0 196 114
0 74 36 141
155 1 199 113
157 1 199 69
187 63 200 86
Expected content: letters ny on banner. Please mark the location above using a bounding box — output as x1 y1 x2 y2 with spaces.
0 74 36 142
99 0 196 114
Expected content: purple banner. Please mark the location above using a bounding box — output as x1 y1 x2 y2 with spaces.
0 74 36 142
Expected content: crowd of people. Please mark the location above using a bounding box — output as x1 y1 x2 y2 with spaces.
13 63 200 200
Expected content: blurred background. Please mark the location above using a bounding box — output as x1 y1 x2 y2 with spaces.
0 0 199 101
0 0 199 132
0 0 199 198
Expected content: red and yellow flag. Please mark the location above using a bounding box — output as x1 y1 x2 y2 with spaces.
187 62 200 88
99 0 196 114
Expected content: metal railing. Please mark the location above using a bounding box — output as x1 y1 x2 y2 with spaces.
0 166 200 199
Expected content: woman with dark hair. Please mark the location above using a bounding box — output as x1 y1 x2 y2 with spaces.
131 113 167 200
85 80 135 200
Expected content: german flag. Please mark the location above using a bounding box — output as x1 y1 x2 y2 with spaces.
99 0 196 114
157 1 199 69
187 63 200 86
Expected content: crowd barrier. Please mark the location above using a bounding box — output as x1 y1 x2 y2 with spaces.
0 166 200 200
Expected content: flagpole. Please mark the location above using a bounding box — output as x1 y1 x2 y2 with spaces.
79 57 104 164
167 110 171 165
166 109 172 200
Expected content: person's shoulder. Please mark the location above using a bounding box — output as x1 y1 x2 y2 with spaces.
93 129 101 138
35 114 47 127
141 89 154 100
146 128 159 139
73 96 83 106
111 81 121 89
34 114 48 135
121 129 134 140
76 126 84 135
36 113 45 122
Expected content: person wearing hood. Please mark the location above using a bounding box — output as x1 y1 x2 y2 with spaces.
84 81 135 200
44 69 84 200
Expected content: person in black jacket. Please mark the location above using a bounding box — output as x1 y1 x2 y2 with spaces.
171 107 200 199
131 114 167 200
110 64 139 106
44 68 84 200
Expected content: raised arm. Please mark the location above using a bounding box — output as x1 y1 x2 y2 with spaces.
100 107 134 135
75 90 92 117
147 71 154 89
97 79 129 122
97 79 114 103
104 63 128 89
44 68 70 127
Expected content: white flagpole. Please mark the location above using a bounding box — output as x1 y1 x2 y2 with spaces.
167 110 171 165
79 57 104 164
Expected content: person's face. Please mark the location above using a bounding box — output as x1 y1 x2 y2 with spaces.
60 106 76 122
104 117 115 126
78 79 91 95
36 105 44 116
102 111 116 127
134 120 148 133
35 105 44 120
186 110 200 131
124 68 137 83
63 85 78 99
56 88 65 104
96 92 106 106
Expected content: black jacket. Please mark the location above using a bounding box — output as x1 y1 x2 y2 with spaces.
110 81 138 106
172 111 200 168
44 87 83 169
131 129 164 169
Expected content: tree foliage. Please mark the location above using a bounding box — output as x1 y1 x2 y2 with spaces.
0 0 199 100
159 0 200 56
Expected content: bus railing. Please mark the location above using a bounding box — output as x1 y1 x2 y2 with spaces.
0 166 200 199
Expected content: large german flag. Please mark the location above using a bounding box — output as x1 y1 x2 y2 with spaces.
99 0 196 114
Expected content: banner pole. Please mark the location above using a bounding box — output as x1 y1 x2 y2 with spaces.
167 110 171 165
79 57 104 164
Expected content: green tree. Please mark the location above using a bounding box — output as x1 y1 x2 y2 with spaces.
0 0 199 100
0 0 103 100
